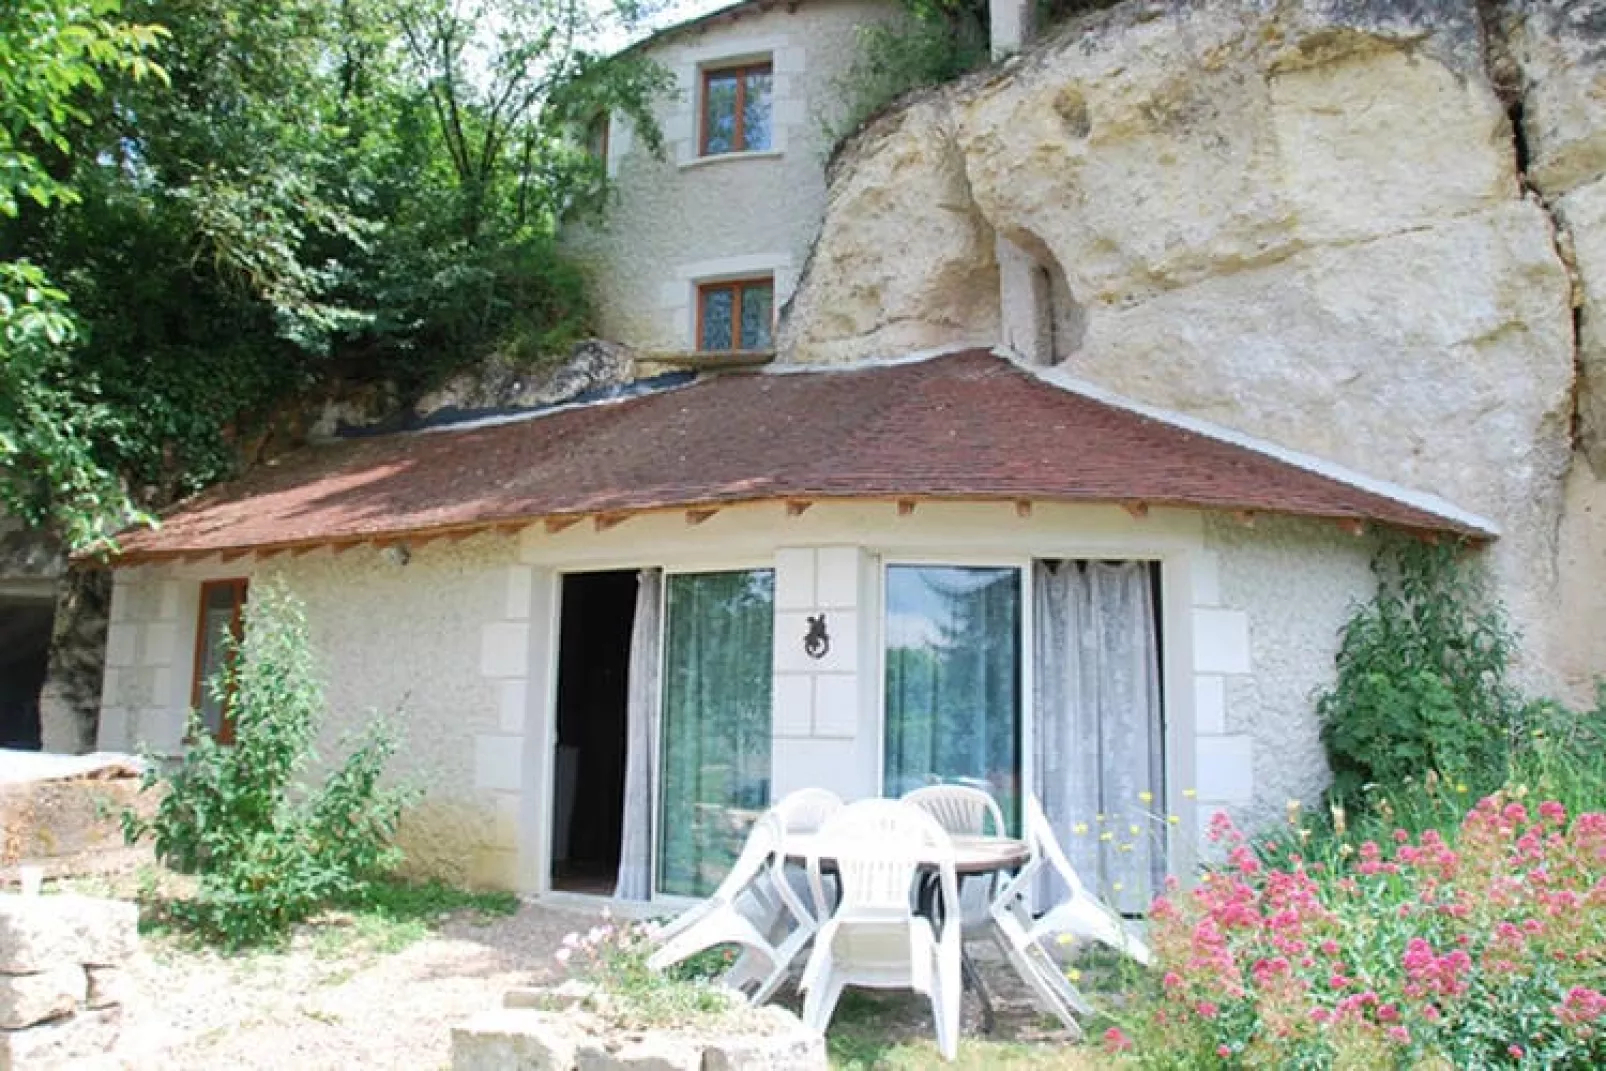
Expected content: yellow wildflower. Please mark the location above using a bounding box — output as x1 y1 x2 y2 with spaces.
1138 791 1154 804
1129 824 1141 836
1167 814 1181 825
1072 822 1089 836
1182 788 1198 799
1056 934 1075 947
1067 968 1083 982
1100 831 1114 842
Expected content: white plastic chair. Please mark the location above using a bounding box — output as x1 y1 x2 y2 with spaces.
798 799 963 1061
724 789 845 1004
903 783 1007 934
984 794 1151 1036
771 787 845 921
1021 793 1151 965
647 812 810 1003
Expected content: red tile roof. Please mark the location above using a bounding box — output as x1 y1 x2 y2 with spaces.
108 350 1488 562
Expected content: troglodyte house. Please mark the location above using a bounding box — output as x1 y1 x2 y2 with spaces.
95 0 1606 904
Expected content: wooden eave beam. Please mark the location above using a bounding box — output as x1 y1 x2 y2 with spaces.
1014 500 1032 518
544 516 582 534
785 500 813 517
1123 501 1149 520
897 499 917 517
594 513 630 532
686 508 719 526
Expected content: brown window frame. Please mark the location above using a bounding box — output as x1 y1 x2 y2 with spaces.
585 112 609 167
699 62 772 157
190 578 249 745
695 276 774 352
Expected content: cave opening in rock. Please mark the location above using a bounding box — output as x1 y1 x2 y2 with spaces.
0 595 54 750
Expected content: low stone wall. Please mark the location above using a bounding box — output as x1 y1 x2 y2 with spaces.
452 984 826 1071
0 894 138 1067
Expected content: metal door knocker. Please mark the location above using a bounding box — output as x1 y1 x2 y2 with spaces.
803 614 830 659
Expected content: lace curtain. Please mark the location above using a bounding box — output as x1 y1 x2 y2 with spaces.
615 568 661 901
1032 560 1164 914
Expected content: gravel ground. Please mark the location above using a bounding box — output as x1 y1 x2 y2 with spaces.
117 902 589 1070
104 901 1085 1069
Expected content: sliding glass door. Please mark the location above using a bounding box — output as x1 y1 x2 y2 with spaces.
657 569 775 897
883 565 1022 822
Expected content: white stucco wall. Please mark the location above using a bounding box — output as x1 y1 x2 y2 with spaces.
563 0 906 353
97 537 536 889
99 499 1379 894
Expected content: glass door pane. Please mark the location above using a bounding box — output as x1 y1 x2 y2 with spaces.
884 565 1022 824
657 569 775 897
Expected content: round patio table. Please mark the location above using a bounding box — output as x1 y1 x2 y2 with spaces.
782 832 1029 875
781 832 1030 1033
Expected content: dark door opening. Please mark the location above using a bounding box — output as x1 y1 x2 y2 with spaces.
551 571 638 895
0 599 54 750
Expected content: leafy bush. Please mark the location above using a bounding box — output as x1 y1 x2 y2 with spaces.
824 0 987 147
124 578 414 948
1112 797 1606 1068
1317 537 1524 804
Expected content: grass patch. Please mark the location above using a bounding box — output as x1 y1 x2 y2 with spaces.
309 878 521 959
824 990 1095 1070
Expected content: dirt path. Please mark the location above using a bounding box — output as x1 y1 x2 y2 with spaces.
119 905 582 1070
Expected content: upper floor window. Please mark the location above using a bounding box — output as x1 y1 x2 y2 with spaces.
697 277 773 351
192 578 248 743
700 63 772 156
585 113 609 167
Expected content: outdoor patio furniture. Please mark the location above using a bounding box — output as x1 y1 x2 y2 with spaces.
771 787 845 921
1020 793 1151 965
902 783 1009 929
647 812 813 1003
797 799 964 1061
982 793 1151 1037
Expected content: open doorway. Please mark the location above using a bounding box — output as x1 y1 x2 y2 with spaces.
551 571 638 895
0 598 53 750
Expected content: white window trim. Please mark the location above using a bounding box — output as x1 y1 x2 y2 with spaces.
671 36 793 164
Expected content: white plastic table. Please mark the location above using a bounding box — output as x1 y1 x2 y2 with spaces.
782 832 1030 1032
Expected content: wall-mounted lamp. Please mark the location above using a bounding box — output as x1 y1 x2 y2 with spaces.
803 613 830 659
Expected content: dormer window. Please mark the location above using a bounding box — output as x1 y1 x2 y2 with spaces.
700 63 772 156
697 277 773 351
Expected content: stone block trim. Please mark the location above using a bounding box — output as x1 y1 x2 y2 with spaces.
0 965 86 1030
451 1002 826 1071
0 896 137 974
0 894 138 1068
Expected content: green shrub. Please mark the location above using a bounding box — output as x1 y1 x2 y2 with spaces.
824 1 987 148
124 578 415 948
1317 537 1523 805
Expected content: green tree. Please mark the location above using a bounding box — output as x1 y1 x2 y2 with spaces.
0 0 163 549
6 0 667 543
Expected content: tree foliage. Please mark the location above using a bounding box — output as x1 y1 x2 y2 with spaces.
0 0 164 550
2 0 666 549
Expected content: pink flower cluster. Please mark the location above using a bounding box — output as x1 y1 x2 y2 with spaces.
1124 793 1606 1066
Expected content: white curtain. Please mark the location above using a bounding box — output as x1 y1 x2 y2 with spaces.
615 568 662 900
1032 560 1164 914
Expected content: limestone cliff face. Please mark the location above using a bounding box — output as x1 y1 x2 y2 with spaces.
783 0 1606 696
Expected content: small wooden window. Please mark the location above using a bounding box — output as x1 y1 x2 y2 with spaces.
191 579 248 744
700 63 772 156
696 277 774 351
